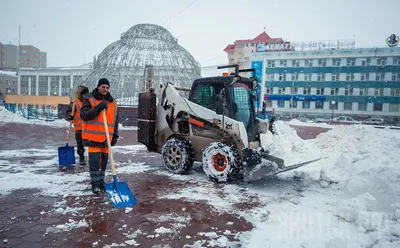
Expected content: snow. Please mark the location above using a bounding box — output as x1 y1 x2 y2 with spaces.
1 109 400 247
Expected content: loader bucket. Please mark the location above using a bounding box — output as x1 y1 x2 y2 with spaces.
242 148 322 182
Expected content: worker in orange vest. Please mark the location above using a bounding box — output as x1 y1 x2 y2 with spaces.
66 85 89 165
80 78 119 194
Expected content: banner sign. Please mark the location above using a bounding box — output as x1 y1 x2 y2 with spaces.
264 94 326 101
256 39 355 52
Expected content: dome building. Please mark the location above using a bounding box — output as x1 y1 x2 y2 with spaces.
79 23 201 105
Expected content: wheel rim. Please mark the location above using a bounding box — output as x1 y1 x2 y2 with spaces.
166 145 182 167
212 153 227 172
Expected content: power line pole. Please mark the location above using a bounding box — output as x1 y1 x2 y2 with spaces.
18 25 21 75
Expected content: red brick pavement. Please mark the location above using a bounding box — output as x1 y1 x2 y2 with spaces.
0 122 328 247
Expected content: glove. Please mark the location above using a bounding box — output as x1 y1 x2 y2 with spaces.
67 115 74 121
95 101 108 112
111 136 118 146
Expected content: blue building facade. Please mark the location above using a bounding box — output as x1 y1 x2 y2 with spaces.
251 47 400 118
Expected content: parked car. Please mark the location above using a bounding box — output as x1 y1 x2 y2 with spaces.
362 117 384 125
296 114 308 122
314 115 330 123
333 116 360 124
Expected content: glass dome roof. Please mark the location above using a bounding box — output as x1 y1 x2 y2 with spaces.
78 23 201 105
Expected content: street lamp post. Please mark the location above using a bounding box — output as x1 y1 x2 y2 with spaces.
290 81 294 119
331 100 336 123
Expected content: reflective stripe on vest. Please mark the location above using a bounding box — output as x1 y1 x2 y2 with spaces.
73 98 83 131
82 96 118 143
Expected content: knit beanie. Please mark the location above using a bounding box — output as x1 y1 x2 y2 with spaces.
97 78 110 88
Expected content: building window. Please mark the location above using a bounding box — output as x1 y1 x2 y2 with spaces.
290 100 297 108
330 88 339 95
303 87 311 95
279 74 286 81
277 100 285 108
316 88 324 95
389 104 399 112
346 58 356 66
266 87 274 94
392 73 400 81
358 103 367 111
345 88 353 96
317 73 325 81
391 88 400 96
359 88 368 96
318 59 327 66
292 60 300 67
267 60 275 67
279 60 287 67
303 101 310 109
361 73 369 81
333 58 341 66
267 74 274 81
315 101 324 109
291 74 299 81
344 102 353 110
376 73 385 81
377 57 387 66
346 73 355 81
305 59 313 67
304 73 312 81
373 103 383 111
278 87 285 94
361 59 366 66
292 87 298 94
393 57 400 65
332 73 340 81
374 88 384 96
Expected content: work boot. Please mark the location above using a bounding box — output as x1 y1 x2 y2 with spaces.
79 155 86 166
92 186 101 195
100 182 106 192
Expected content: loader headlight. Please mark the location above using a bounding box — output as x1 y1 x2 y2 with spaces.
249 142 255 149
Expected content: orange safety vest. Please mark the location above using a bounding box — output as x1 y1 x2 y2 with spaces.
82 96 118 143
73 98 83 131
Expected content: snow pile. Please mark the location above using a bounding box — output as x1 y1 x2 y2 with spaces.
260 121 323 164
287 119 335 128
0 108 137 129
0 107 69 127
163 122 400 247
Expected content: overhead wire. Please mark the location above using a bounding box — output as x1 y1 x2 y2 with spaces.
164 0 201 25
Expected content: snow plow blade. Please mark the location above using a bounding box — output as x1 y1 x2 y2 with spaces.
242 148 322 182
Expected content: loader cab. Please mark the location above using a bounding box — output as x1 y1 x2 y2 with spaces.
188 75 257 139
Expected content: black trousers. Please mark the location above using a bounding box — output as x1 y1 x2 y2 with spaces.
75 130 85 156
89 151 108 188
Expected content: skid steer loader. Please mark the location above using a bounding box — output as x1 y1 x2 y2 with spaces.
137 65 320 182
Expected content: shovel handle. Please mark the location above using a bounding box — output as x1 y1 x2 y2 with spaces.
65 101 76 145
102 110 116 176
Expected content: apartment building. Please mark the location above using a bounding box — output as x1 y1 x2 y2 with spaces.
0 43 47 70
250 47 400 118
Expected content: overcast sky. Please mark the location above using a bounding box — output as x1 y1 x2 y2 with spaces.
1 0 399 72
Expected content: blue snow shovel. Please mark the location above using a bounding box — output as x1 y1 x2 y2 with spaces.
102 111 137 208
58 102 76 166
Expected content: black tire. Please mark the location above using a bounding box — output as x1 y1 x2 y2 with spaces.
202 142 241 182
162 137 194 174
